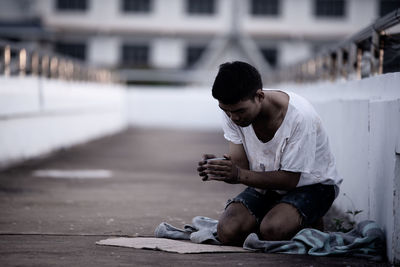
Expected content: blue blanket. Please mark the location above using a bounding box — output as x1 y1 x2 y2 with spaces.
155 217 385 261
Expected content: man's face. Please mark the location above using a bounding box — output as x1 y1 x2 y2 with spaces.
218 98 261 127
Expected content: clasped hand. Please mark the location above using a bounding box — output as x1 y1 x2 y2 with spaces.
197 154 240 184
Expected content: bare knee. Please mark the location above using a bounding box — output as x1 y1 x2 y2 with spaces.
259 221 288 241
217 220 242 245
217 203 257 246
259 203 303 241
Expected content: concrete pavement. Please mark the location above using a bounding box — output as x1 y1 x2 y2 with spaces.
0 128 389 266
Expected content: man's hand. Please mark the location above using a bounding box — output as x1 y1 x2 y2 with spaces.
197 154 216 181
197 154 240 184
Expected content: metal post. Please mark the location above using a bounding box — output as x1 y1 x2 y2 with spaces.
4 45 11 76
31 52 39 76
370 31 381 76
307 59 316 82
50 56 58 78
341 49 349 79
378 32 385 75
356 46 362 79
67 61 74 80
19 49 27 76
41 55 49 78
58 59 65 80
336 49 343 80
330 52 337 82
348 43 358 80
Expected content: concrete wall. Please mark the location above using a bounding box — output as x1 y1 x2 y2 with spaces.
127 86 222 130
277 73 400 263
0 76 128 169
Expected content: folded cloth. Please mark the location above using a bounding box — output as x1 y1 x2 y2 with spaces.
155 216 220 245
243 220 385 261
155 217 385 260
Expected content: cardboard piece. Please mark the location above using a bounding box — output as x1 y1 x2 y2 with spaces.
96 237 249 254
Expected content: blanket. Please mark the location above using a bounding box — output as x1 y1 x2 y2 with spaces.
155 216 385 261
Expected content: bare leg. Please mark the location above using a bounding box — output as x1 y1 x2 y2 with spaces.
217 202 258 246
259 203 303 241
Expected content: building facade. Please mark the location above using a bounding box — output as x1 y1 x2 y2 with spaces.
1 0 398 82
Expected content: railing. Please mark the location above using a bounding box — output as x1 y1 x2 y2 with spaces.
267 8 400 85
0 40 117 83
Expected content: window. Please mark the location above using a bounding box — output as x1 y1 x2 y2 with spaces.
314 0 346 18
186 0 215 15
121 44 149 67
261 48 278 67
251 0 280 16
379 0 400 17
56 0 88 11
122 0 151 13
186 45 206 67
55 42 86 60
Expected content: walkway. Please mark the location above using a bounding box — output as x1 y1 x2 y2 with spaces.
0 128 388 266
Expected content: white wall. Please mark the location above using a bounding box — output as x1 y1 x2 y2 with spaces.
89 37 120 67
0 76 128 169
151 38 185 68
127 86 222 130
277 73 400 263
280 41 311 66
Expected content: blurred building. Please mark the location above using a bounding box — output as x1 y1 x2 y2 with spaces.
1 0 399 83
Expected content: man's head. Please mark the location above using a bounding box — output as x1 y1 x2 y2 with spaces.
212 61 262 105
212 61 264 127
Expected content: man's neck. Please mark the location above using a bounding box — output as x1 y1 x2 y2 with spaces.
254 91 283 127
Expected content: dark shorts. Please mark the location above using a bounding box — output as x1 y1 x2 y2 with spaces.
225 183 336 227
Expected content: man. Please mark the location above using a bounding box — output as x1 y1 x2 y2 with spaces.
197 61 342 246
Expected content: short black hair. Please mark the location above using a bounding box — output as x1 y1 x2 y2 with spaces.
212 61 262 105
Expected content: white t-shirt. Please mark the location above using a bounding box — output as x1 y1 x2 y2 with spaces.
221 90 342 196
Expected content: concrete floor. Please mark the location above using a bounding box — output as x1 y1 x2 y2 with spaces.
0 128 389 266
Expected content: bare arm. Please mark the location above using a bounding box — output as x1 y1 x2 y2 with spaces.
237 169 300 190
228 142 249 170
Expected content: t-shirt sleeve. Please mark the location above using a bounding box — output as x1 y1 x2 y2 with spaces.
221 112 243 144
280 116 316 174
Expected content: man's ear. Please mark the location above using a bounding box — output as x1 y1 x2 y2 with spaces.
255 89 264 101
